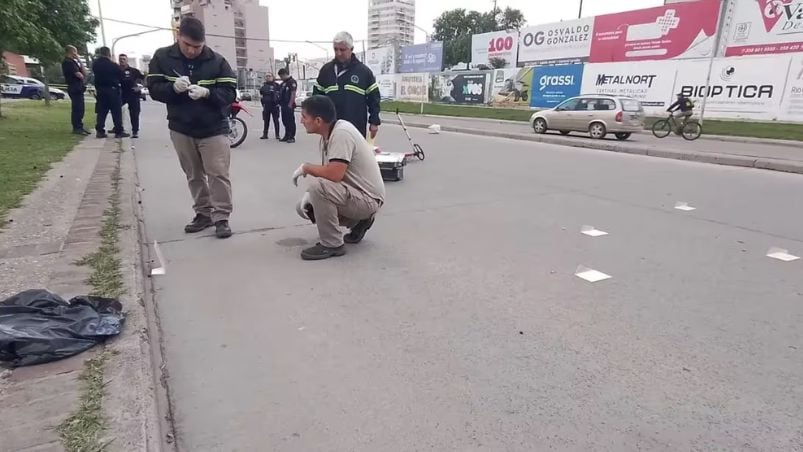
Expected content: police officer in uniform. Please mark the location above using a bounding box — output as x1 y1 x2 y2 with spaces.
313 31 381 139
92 46 129 138
278 68 297 143
61 45 90 135
259 73 281 139
118 54 144 138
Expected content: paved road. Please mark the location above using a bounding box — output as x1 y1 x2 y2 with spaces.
134 101 803 451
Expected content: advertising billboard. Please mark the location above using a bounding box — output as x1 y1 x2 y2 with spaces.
432 72 490 104
581 60 679 114
399 42 444 73
365 46 396 75
376 74 396 100
488 67 534 107
675 55 789 120
589 0 721 62
780 55 803 121
471 31 518 68
530 64 585 109
725 0 803 56
518 18 594 65
395 73 429 102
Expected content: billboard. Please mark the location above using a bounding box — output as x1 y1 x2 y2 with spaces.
395 73 429 102
518 18 594 65
432 72 490 104
488 67 534 107
376 74 396 99
530 64 585 109
725 0 803 56
780 55 803 120
675 55 789 120
399 42 444 73
471 31 518 68
589 0 721 62
581 60 679 114
365 46 396 75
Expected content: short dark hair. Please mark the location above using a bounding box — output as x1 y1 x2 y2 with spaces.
179 17 205 42
119 53 127 58
99 46 111 57
301 95 337 124
277 68 288 76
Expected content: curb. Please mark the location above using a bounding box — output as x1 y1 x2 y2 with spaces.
386 119 803 175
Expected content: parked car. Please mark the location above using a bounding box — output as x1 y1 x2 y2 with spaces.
295 90 312 107
3 75 67 100
240 90 253 101
530 95 645 140
0 75 46 100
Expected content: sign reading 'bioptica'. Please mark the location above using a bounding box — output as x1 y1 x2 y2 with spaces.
530 64 584 108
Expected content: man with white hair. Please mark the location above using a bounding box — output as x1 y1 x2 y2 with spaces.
313 31 381 139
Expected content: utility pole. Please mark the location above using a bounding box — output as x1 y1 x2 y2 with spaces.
578 0 584 19
97 0 107 46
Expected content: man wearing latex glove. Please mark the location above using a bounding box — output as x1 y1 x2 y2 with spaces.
293 95 385 261
147 17 238 239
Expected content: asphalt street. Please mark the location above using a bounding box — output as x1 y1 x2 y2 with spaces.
133 100 803 451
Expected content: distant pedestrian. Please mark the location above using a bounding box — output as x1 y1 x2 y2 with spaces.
118 54 144 138
91 46 129 138
313 31 381 139
278 68 297 143
61 45 90 135
259 73 281 139
146 17 238 239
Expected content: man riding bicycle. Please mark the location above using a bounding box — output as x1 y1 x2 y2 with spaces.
667 93 694 134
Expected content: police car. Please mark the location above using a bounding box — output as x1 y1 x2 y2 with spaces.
0 75 66 100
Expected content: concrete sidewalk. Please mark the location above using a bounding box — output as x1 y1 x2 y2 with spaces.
380 113 803 175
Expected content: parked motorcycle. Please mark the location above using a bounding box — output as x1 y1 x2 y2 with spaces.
228 101 250 148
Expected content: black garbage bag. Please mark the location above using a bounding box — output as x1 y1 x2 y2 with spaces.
0 289 125 367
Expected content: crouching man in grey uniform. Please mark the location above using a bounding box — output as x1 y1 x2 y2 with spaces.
293 95 385 260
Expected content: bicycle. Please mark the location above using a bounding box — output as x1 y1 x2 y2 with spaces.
651 113 702 141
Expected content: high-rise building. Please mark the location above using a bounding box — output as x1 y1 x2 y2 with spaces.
170 0 274 74
367 0 415 49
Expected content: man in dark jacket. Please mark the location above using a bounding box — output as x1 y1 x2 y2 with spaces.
118 54 144 138
313 31 381 139
278 68 297 143
61 45 89 135
146 17 237 239
92 46 129 138
667 93 694 134
259 73 281 139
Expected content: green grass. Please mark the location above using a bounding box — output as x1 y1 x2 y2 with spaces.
0 100 90 225
57 351 113 452
382 101 803 142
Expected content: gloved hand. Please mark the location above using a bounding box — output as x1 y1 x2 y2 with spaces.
292 164 306 187
173 76 190 93
188 84 210 100
296 192 312 220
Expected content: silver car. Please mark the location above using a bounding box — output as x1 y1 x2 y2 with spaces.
530 95 645 140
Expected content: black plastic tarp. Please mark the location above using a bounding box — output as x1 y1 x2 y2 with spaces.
0 289 124 367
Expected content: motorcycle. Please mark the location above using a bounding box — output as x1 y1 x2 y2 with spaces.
228 101 250 148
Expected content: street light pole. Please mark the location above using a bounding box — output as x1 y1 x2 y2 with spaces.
111 28 162 59
578 0 584 19
97 0 107 46
305 40 330 60
699 0 730 126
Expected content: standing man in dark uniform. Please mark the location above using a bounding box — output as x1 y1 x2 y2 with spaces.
92 46 129 138
259 73 281 140
118 54 144 138
313 31 381 139
61 45 90 135
278 68 297 143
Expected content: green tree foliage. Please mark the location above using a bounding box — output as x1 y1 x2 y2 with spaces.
433 7 526 68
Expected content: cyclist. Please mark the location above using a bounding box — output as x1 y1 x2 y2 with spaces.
667 93 694 134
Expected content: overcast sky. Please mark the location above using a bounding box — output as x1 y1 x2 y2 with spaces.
89 0 665 63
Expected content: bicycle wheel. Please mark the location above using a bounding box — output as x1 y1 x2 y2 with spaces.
682 121 702 141
229 117 247 148
651 120 672 138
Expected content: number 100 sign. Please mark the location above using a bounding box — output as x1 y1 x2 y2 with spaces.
488 36 514 53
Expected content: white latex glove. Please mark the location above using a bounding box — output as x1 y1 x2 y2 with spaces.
296 192 312 220
173 75 190 93
188 84 210 100
292 165 306 187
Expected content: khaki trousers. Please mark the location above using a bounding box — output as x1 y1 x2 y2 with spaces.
305 178 381 248
170 131 232 223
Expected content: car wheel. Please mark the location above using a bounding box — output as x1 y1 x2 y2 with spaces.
614 132 631 140
532 118 547 134
559 130 570 136
30 93 42 100
588 122 607 139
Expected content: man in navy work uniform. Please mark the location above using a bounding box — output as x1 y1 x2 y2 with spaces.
278 68 297 143
259 72 281 139
91 46 129 138
118 54 144 138
147 17 238 239
313 31 381 139
61 45 89 135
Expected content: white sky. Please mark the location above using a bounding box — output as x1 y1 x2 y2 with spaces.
89 0 665 63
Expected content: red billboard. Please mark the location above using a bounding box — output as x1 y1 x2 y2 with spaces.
589 0 721 63
724 0 803 57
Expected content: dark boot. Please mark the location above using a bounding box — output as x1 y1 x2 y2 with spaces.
344 216 375 244
301 243 346 261
215 220 232 239
184 214 213 233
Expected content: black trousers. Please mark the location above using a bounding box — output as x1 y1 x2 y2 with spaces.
262 104 280 137
68 90 85 131
280 104 296 139
95 86 123 134
122 93 141 133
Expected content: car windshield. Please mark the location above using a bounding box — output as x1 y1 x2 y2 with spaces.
620 99 642 112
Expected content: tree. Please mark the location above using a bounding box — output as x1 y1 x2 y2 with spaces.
489 57 508 69
0 0 97 115
499 8 526 31
433 7 527 68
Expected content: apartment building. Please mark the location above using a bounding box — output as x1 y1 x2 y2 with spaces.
367 0 415 49
170 0 274 73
